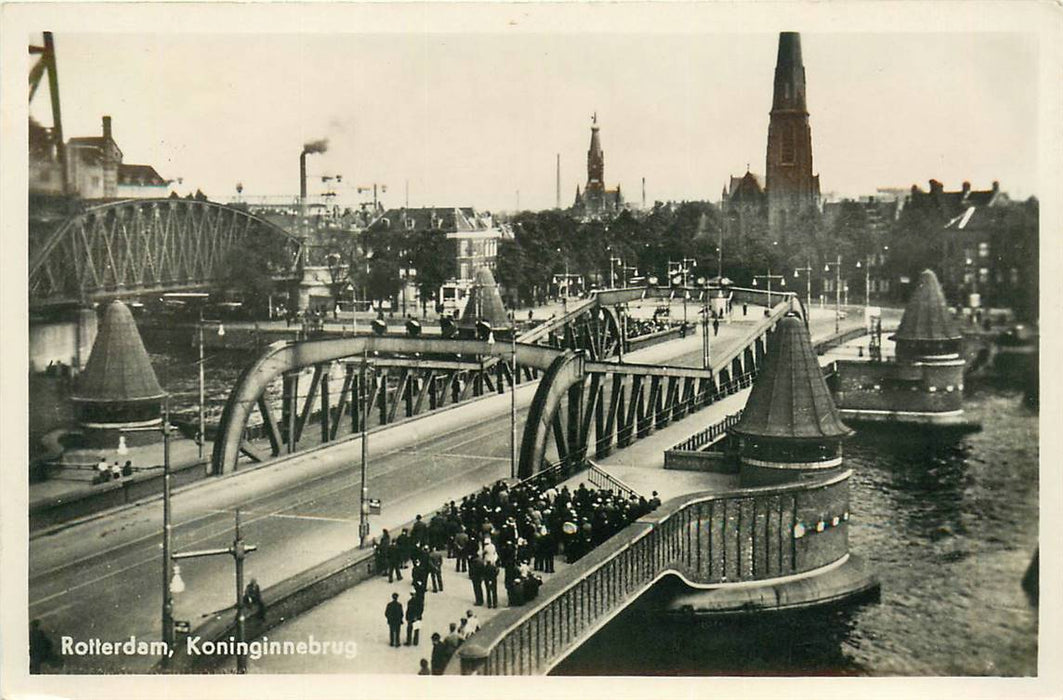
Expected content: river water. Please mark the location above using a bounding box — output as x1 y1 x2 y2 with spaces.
554 379 1039 677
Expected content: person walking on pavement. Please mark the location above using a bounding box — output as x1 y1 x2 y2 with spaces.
405 589 424 646
385 593 404 648
713 318 720 336
483 559 500 609
469 554 485 606
429 546 445 592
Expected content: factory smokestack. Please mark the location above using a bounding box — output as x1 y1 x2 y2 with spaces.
300 139 329 200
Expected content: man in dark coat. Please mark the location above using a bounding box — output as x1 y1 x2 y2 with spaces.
468 554 485 606
377 529 392 576
428 547 445 592
384 593 403 647
483 560 499 609
395 528 412 568
405 590 424 646
411 514 428 548
430 633 448 675
452 527 470 572
386 541 403 583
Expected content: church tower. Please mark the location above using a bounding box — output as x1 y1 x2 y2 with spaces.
572 113 622 220
766 32 820 236
587 112 604 189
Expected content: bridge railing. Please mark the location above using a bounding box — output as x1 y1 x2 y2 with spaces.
671 410 744 452
454 469 853 675
585 460 640 498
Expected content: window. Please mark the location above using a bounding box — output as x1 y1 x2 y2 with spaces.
979 268 989 284
781 125 796 165
1010 268 1019 285
978 242 990 258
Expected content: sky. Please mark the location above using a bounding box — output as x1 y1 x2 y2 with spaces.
29 29 1039 212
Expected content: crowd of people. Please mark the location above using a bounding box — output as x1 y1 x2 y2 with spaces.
378 477 661 673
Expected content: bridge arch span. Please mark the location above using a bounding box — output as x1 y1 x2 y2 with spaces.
29 198 304 308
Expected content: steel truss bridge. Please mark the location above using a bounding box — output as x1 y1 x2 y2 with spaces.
28 198 304 309
213 290 801 476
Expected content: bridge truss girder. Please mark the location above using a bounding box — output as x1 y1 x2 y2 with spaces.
29 198 303 308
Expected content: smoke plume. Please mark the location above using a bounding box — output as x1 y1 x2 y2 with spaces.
303 139 329 155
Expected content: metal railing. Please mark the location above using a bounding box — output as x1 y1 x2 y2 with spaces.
671 410 744 453
455 469 853 675
585 460 640 499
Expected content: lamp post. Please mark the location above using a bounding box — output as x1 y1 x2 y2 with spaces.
825 256 843 335
171 508 258 673
609 254 622 289
752 268 785 309
197 311 225 462
699 278 711 370
118 399 175 665
510 316 518 479
793 261 813 327
359 347 371 548
855 255 871 313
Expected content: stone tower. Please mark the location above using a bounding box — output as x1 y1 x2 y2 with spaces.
587 113 604 190
766 32 820 236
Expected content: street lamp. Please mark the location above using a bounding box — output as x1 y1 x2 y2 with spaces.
793 261 813 328
699 279 712 370
197 310 226 462
825 256 843 335
855 256 871 314
359 348 371 548
171 508 258 674
118 399 175 665
608 253 623 289
752 268 785 309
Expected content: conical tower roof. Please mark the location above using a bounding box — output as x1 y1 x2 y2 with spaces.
459 266 510 328
72 300 165 403
733 315 852 440
894 269 961 342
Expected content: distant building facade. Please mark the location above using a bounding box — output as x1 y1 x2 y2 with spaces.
765 32 820 236
572 115 623 221
63 116 171 200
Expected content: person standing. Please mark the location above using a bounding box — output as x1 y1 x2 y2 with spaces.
385 593 404 648
468 554 485 606
430 633 447 675
418 658 431 675
452 526 470 572
386 540 403 583
483 559 499 609
428 547 444 593
464 610 481 637
405 589 424 646
444 622 464 653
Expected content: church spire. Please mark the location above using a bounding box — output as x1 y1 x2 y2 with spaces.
771 31 807 114
766 31 818 237
587 113 604 187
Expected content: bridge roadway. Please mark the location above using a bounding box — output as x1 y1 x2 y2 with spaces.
29 307 834 673
245 311 875 674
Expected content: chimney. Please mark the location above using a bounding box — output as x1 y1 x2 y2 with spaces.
102 116 112 140
929 179 943 195
961 181 971 198
992 180 1000 193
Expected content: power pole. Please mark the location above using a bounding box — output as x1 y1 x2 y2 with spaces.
642 177 646 210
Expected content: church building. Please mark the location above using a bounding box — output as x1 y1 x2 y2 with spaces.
572 114 623 221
